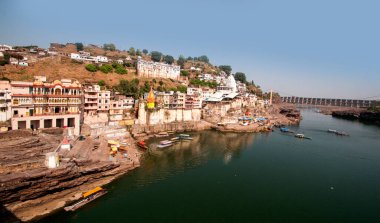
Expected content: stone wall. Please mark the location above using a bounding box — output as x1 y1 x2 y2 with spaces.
136 102 201 125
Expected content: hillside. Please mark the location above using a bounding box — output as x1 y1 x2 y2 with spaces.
0 56 183 90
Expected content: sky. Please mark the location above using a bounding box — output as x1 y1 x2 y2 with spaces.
0 0 379 99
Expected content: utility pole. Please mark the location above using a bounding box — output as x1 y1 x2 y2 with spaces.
270 89 273 105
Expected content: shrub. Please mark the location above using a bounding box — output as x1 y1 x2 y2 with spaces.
98 80 106 86
115 66 127 74
99 64 113 73
85 64 97 72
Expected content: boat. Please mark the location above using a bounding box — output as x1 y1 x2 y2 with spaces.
295 133 312 140
136 140 149 150
157 140 173 148
240 121 249 126
155 132 169 137
280 127 290 132
64 187 108 212
336 131 349 136
328 129 337 133
178 134 192 140
171 137 180 142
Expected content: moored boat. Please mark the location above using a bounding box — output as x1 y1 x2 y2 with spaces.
64 187 108 212
157 140 173 148
136 140 149 150
295 133 312 140
155 132 169 137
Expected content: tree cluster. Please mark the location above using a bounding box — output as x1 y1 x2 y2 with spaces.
190 79 218 88
103 43 116 51
85 62 127 74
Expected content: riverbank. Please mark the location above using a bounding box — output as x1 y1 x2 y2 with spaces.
214 104 301 133
316 106 380 126
0 129 142 222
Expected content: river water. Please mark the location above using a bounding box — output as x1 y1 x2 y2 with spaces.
40 109 380 223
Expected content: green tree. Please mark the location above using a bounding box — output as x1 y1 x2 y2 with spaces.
151 51 163 62
85 64 97 72
143 81 151 93
98 80 106 86
159 80 164 86
115 66 127 74
177 55 186 68
163 55 174 64
187 56 193 60
198 55 209 63
219 65 232 74
143 49 148 54
234 72 247 83
99 64 113 73
75 42 84 51
180 70 189 76
103 43 116 51
136 49 142 56
177 85 187 93
129 47 136 56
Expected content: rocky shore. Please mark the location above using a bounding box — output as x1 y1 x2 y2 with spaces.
213 104 301 133
0 130 141 222
332 110 380 126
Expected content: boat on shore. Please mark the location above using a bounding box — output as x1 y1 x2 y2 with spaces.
157 140 173 148
64 187 107 212
136 140 149 150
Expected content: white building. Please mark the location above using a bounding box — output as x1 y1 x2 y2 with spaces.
0 44 13 52
137 58 180 79
96 56 108 63
0 81 12 122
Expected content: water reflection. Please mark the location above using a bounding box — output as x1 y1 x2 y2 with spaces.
144 131 257 176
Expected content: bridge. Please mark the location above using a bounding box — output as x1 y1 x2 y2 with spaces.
281 96 377 108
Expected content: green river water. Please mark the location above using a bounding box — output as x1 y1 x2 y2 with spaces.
39 109 380 223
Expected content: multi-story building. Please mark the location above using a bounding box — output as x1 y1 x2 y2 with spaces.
170 92 186 109
109 95 135 121
185 94 202 109
0 81 12 122
10 77 82 135
137 57 180 79
83 85 101 116
156 91 174 109
97 90 111 113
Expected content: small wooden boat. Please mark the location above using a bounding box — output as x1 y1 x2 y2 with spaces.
157 140 173 148
155 132 169 137
295 133 312 140
136 140 149 150
178 134 192 140
171 137 180 142
336 131 349 136
280 127 290 132
64 187 108 212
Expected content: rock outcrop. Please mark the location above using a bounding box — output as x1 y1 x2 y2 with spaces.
332 110 380 126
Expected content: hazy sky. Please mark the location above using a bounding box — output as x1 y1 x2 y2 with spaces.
0 0 379 99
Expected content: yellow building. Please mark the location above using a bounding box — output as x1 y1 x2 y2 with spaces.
147 88 155 109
